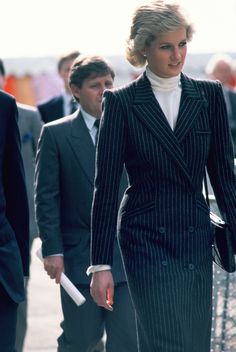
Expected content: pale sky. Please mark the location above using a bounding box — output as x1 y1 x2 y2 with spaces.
1 0 236 59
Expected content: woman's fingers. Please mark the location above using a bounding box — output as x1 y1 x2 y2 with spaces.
90 270 114 311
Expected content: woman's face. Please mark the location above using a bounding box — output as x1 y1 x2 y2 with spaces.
143 27 187 78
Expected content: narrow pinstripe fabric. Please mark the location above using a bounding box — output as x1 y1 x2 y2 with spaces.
91 72 236 351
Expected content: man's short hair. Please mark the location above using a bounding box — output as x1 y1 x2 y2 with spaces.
0 59 5 77
57 51 80 72
69 55 115 88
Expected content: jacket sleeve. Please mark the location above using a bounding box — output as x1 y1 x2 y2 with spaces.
207 82 236 249
91 90 127 266
3 98 30 275
35 125 63 257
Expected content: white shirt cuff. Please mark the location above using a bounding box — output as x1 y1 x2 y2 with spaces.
49 253 63 256
86 264 111 276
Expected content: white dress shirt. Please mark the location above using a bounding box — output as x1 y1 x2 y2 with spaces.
62 92 74 116
62 91 80 116
80 108 99 145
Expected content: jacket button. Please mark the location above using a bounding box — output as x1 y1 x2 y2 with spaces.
161 261 168 266
189 264 195 270
159 227 165 234
188 226 195 233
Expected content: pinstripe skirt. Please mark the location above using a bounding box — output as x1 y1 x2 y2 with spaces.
118 209 213 352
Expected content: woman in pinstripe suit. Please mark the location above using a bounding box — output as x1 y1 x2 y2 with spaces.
88 1 236 351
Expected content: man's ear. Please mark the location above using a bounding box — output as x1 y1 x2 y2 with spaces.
140 49 146 57
70 84 80 100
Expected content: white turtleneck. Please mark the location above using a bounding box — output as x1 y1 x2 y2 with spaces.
146 66 182 130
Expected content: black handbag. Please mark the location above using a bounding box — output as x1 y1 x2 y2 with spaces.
203 172 236 273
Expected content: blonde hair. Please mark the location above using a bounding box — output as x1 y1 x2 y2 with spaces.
126 0 194 67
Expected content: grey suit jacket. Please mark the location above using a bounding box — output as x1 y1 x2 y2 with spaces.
35 110 127 285
17 103 42 240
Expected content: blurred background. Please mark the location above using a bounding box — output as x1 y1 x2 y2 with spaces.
1 0 236 105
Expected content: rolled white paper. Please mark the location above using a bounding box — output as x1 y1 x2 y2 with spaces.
60 272 86 306
36 248 86 306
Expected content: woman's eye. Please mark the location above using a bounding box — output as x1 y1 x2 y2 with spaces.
179 41 187 48
160 45 170 50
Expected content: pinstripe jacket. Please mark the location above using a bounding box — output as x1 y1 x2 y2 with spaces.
91 72 236 268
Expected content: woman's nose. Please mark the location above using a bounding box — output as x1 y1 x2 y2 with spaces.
172 47 181 60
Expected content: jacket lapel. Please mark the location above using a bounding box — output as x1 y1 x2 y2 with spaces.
67 111 95 185
133 73 204 186
174 73 204 141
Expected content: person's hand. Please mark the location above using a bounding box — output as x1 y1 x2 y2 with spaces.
43 255 64 284
90 270 114 311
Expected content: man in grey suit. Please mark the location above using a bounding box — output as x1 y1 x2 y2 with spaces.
35 56 137 352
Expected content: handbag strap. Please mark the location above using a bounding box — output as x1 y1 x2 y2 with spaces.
203 171 227 226
203 170 210 207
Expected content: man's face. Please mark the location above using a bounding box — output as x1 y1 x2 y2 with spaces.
212 61 232 86
0 73 5 90
71 74 113 117
59 59 75 92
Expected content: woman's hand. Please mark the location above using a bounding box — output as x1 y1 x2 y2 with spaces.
90 270 114 311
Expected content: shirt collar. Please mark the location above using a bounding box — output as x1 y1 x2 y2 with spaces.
62 91 73 105
80 107 97 131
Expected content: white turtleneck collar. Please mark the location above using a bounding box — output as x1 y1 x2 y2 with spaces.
146 66 181 92
145 66 182 130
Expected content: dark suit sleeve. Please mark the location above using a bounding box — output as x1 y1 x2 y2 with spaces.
38 104 48 124
35 125 63 256
91 91 127 266
207 82 236 246
3 98 29 275
38 97 64 123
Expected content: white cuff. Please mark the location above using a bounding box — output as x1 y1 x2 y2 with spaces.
48 253 63 257
86 264 111 276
